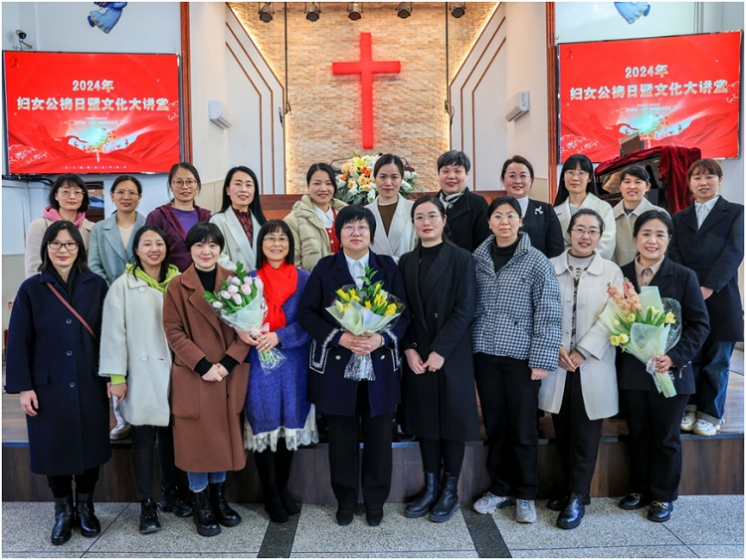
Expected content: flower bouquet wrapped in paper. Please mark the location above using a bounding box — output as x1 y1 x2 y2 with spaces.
204 262 285 371
325 266 405 381
599 280 681 397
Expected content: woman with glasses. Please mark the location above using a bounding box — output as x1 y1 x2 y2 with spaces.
24 174 95 278
553 154 616 260
210 166 267 272
146 162 211 272
298 206 409 527
7 221 110 545
236 220 317 525
471 196 562 525
538 209 623 530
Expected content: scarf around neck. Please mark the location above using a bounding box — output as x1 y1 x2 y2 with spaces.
43 206 86 228
126 263 180 293
438 188 467 210
257 261 298 330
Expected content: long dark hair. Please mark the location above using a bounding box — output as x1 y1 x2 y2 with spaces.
38 221 89 273
49 174 90 213
554 154 598 207
256 220 295 268
373 154 405 178
218 166 267 225
130 226 172 282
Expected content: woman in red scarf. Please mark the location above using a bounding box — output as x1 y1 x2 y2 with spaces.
25 174 95 278
237 220 317 525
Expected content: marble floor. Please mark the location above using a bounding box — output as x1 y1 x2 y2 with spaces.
2 495 743 558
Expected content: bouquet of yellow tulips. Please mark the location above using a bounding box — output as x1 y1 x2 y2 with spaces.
599 280 681 397
326 266 405 381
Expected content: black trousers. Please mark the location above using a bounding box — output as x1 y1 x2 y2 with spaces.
254 439 295 495
47 467 100 498
419 438 465 478
474 353 540 500
131 423 181 502
620 389 689 502
551 371 603 497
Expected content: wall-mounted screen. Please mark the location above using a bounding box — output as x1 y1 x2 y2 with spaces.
4 52 180 174
558 31 741 163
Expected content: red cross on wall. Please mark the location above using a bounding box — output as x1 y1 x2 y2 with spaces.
333 33 401 149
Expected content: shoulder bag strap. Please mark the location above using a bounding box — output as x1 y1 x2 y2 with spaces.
46 283 98 342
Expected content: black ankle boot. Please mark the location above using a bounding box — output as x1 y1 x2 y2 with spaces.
75 492 101 537
404 472 440 518
429 473 460 523
279 488 300 516
139 498 162 534
51 495 74 545
264 489 289 524
209 482 242 527
556 493 585 530
159 486 193 517
192 490 221 537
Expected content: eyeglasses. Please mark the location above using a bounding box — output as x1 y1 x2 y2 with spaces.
113 189 140 197
264 235 289 244
571 226 601 237
491 213 520 222
48 241 79 251
58 189 85 198
172 179 198 188
342 224 370 234
564 170 590 178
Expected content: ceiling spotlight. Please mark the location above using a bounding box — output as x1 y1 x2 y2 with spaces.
258 2 274 23
450 2 466 18
347 2 362 21
396 2 412 19
305 2 321 22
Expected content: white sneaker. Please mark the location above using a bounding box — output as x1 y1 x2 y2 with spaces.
473 492 515 514
680 411 696 432
110 423 132 441
693 418 722 437
515 499 537 523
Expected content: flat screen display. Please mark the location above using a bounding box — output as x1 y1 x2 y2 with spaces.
558 31 741 162
4 52 180 174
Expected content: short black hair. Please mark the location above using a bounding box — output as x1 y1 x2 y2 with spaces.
335 205 377 244
185 221 225 252
500 155 534 180
568 208 605 236
488 195 522 218
306 162 338 194
633 210 674 238
437 150 471 174
554 153 598 207
131 226 171 282
49 174 90 213
111 175 143 195
620 165 650 184
39 220 89 273
219 166 267 225
256 220 295 268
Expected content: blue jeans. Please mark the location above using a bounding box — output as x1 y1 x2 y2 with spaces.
688 339 736 424
186 471 226 492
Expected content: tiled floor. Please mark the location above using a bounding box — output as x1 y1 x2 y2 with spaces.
2 496 743 558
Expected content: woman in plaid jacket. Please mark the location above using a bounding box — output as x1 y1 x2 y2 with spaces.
471 196 562 525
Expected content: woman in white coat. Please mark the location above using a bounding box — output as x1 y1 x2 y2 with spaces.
365 154 416 263
210 166 267 272
99 226 182 535
538 208 623 530
553 154 616 260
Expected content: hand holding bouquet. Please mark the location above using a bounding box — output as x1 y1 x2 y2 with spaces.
204 262 285 372
326 266 405 381
599 280 681 397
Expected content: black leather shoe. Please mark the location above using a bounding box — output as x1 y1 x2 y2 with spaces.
429 473 460 523
647 501 673 522
192 490 221 537
618 493 650 510
404 471 440 518
75 492 101 538
279 489 300 516
139 499 161 534
366 509 384 527
263 490 289 525
51 495 74 545
209 482 242 527
556 494 585 530
159 488 193 517
336 508 354 526
547 494 590 511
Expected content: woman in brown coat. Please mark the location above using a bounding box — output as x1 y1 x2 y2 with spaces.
163 222 250 537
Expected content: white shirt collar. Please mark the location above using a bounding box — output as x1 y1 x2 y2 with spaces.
695 196 719 212
344 251 370 287
312 204 335 228
516 197 529 217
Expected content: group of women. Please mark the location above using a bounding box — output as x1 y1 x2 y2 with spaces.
6 150 740 544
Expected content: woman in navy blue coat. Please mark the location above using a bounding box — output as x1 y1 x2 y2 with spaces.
668 159 744 437
298 205 409 527
617 211 709 523
6 221 110 545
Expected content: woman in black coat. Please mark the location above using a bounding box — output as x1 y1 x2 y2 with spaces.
298 206 410 527
6 221 110 545
617 210 709 523
668 158 744 437
399 196 479 523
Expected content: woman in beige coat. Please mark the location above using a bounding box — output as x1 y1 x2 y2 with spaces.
163 222 250 538
284 163 347 271
538 208 623 530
